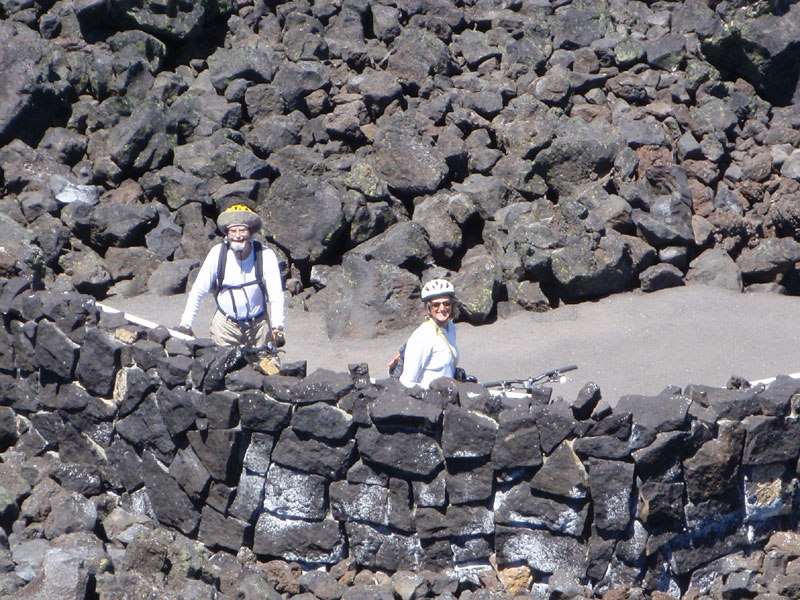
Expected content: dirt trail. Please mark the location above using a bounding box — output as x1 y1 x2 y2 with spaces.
103 285 800 406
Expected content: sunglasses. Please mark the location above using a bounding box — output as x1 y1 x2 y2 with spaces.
430 300 452 309
227 226 251 236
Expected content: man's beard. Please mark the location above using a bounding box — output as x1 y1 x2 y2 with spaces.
230 240 248 252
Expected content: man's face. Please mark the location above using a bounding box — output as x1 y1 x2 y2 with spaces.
228 226 251 251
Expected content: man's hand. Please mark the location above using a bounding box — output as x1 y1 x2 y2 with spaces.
272 328 285 348
173 325 195 337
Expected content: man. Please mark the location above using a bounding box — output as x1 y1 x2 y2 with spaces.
176 202 285 362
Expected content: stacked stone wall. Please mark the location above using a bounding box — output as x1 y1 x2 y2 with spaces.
3 279 800 598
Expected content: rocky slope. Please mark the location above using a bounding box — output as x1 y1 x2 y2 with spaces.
1 0 800 337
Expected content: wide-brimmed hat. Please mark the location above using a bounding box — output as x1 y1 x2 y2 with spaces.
217 203 262 233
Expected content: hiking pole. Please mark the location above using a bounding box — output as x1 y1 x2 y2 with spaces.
95 302 195 341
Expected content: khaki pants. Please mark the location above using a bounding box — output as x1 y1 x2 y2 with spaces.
210 310 271 350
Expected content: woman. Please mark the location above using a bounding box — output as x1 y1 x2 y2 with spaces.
398 279 460 389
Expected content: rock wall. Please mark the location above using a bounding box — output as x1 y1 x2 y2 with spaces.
4 280 800 599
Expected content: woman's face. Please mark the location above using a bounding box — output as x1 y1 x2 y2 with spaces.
428 296 453 326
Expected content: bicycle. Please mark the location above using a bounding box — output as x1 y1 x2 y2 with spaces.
482 365 578 401
236 341 285 375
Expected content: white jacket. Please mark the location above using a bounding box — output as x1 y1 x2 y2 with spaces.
399 319 458 389
181 241 285 328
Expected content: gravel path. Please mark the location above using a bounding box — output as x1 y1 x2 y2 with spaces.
102 284 800 406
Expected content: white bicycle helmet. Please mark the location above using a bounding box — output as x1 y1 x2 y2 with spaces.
421 278 455 302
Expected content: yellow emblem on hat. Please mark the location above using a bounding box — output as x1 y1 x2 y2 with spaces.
225 204 255 213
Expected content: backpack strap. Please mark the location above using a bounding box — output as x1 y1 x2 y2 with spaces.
253 241 269 310
214 240 229 292
213 240 269 320
426 318 457 366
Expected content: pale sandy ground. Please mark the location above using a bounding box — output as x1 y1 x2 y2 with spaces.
102 284 800 406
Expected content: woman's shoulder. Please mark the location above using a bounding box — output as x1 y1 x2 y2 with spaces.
408 319 434 340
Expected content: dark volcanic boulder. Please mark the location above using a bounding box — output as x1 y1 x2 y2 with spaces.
43 491 99 539
701 3 800 105
60 199 159 250
141 451 199 536
34 319 79 380
492 411 542 470
187 428 243 483
246 113 304 157
104 30 167 100
172 132 248 181
292 402 354 441
156 386 199 437
291 368 354 404
197 506 249 553
686 247 743 292
272 60 331 111
169 446 211 503
387 27 456 92
631 163 694 248
323 255 420 339
585 458 635 535
494 95 558 159
347 221 433 271
495 525 586 576
369 396 442 431
533 120 625 198
139 166 211 211
206 33 280 92
0 406 18 452
323 3 367 65
0 213 45 279
736 237 800 284
345 68 403 118
615 392 691 433
531 443 589 501
116 396 176 463
442 405 497 459
28 213 70 269
373 112 449 197
271 427 354 480
741 416 800 466
356 426 443 478
412 191 480 263
97 99 176 179
239 392 291 433
330 480 389 526
265 463 327 521
261 172 347 264
253 514 345 564
346 522 421 573
550 233 636 300
684 422 744 504
102 0 233 40
640 263 685 292
75 327 122 397
0 22 67 146
452 246 500 324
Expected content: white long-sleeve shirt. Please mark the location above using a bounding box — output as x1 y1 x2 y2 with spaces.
399 319 458 389
180 241 285 329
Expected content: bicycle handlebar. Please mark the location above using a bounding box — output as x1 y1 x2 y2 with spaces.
543 364 577 375
535 364 577 379
482 365 578 390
